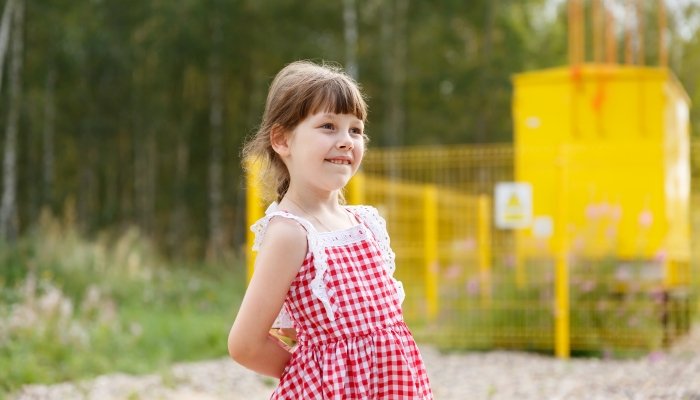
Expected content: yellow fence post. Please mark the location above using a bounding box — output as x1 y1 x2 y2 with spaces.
246 161 264 284
478 195 492 305
348 171 365 205
554 146 570 359
423 184 439 321
515 229 527 288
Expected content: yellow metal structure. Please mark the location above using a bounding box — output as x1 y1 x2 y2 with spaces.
247 139 697 354
513 64 692 357
513 65 691 276
245 161 264 283
423 184 439 321
477 195 492 305
245 66 695 355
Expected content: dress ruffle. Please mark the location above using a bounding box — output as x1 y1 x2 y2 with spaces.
250 203 405 328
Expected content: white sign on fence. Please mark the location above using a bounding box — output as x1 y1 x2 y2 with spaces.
494 182 533 229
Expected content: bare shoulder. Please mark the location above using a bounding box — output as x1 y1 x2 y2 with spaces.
258 215 308 260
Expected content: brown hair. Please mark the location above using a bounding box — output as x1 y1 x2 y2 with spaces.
242 61 368 204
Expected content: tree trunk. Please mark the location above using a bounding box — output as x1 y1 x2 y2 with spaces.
0 0 15 95
43 65 56 208
476 0 495 195
77 113 97 233
381 0 394 147
144 127 157 236
207 16 224 261
476 0 494 145
129 61 156 238
388 0 408 147
382 0 408 148
0 0 23 240
343 0 358 80
168 125 190 257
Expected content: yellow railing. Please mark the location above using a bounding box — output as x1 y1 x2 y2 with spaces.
247 142 700 356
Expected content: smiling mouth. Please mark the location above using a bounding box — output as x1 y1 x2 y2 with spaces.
326 159 351 165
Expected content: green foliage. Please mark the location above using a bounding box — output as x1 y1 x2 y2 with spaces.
417 257 684 358
14 0 699 256
0 214 245 395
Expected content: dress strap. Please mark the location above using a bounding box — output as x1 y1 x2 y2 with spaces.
347 205 406 305
250 202 336 325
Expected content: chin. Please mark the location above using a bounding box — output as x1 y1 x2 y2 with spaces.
322 178 352 192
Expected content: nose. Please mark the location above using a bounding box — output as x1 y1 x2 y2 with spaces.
337 129 354 150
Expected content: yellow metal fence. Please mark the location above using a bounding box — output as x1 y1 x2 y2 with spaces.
247 143 699 356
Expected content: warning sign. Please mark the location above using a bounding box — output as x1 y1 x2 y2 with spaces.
495 182 533 229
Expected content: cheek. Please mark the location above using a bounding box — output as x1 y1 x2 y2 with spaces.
354 142 365 161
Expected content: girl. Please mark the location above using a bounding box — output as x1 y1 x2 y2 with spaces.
228 61 433 399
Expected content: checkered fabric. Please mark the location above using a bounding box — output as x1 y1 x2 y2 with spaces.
258 207 433 399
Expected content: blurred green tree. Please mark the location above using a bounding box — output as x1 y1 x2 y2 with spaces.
0 0 695 258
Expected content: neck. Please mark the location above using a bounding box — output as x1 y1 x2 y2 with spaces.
283 184 341 213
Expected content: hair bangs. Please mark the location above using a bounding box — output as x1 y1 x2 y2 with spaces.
307 76 367 122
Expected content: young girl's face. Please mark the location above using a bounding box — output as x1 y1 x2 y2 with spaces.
284 112 365 194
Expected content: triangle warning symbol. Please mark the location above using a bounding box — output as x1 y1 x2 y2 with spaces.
507 194 521 207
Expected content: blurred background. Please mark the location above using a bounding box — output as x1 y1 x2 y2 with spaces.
1 0 699 396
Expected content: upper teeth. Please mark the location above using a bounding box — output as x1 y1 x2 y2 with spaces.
329 160 350 165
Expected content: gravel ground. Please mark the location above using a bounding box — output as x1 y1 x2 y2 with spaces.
11 326 700 400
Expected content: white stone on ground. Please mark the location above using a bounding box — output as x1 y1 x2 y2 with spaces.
11 326 700 400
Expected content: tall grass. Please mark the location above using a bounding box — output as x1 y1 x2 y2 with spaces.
0 211 246 395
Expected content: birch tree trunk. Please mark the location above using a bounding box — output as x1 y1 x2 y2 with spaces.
343 0 358 80
0 0 15 95
0 0 23 240
388 0 408 147
207 15 224 260
43 66 56 208
381 0 394 147
476 0 494 145
476 0 495 194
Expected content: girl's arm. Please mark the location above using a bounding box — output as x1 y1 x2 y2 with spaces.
228 217 308 378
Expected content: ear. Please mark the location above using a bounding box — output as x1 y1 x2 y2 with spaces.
270 124 291 157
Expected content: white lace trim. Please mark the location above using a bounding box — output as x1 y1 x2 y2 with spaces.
272 304 294 329
251 203 334 326
348 206 406 305
250 202 405 329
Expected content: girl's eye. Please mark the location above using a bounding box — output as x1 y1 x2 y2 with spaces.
320 123 333 129
350 128 362 135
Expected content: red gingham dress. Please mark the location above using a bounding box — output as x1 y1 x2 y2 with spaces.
251 205 433 400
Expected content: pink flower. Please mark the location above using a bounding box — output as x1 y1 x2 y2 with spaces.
580 280 596 293
503 254 516 267
654 249 667 263
638 211 653 228
463 237 476 251
444 264 462 279
465 277 479 296
647 351 664 363
649 287 665 304
585 204 600 220
610 205 623 221
605 227 617 239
